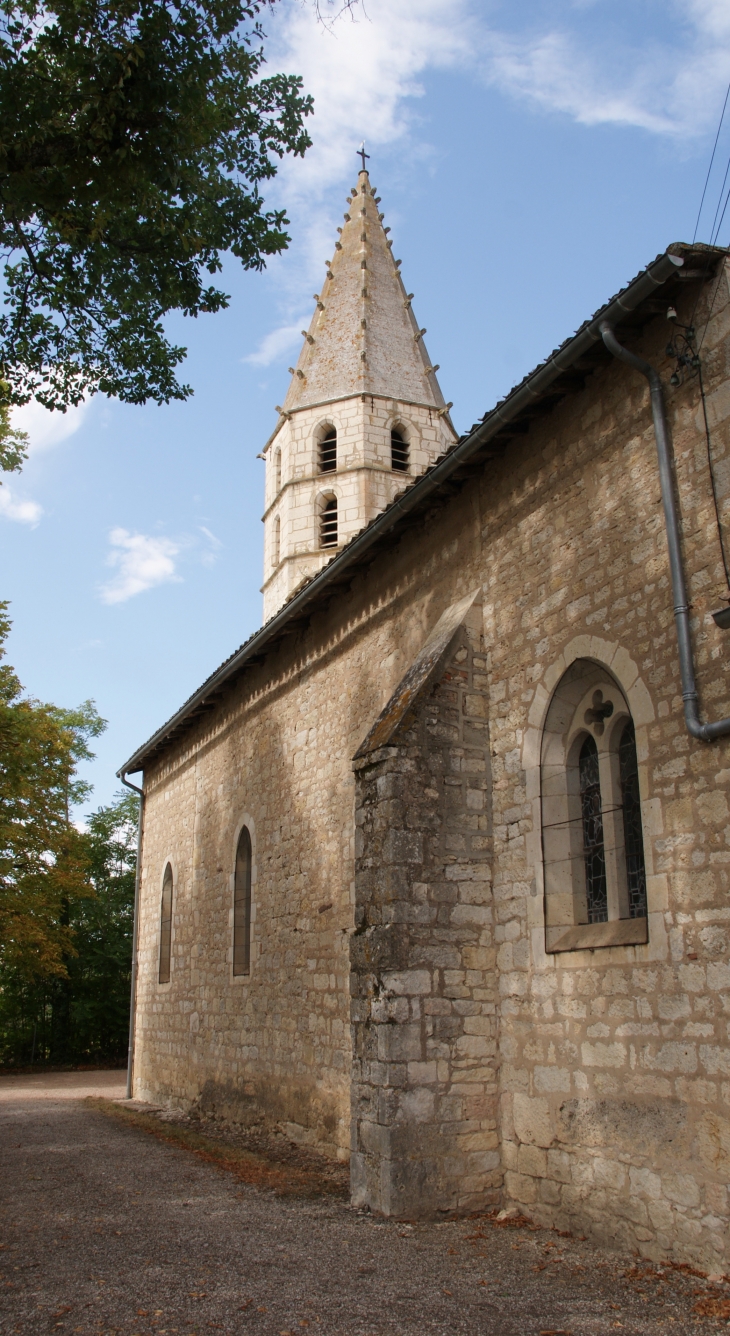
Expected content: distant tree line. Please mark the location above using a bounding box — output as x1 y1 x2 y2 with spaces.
0 605 137 1067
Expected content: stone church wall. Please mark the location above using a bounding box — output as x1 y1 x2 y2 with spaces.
350 609 501 1217
134 260 730 1269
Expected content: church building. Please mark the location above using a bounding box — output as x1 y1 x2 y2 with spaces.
120 165 730 1274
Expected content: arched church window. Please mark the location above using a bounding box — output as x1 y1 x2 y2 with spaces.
320 496 338 548
391 427 409 473
619 720 647 918
579 735 608 923
159 863 173 984
541 658 649 952
275 448 282 493
318 427 337 473
273 515 280 569
233 826 252 976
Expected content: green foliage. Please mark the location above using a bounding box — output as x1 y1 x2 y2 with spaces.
0 789 138 1067
0 0 313 411
0 603 106 982
0 397 27 474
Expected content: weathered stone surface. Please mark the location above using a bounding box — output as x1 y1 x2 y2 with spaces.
133 249 730 1271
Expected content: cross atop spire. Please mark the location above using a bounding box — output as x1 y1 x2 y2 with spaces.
357 141 370 172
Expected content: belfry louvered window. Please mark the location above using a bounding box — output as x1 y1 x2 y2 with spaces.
233 827 252 977
320 496 338 548
159 863 173 984
391 428 409 472
318 427 337 473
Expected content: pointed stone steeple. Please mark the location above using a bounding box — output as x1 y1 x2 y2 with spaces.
282 169 450 414
261 169 457 622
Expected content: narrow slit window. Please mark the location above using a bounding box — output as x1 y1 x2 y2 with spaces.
273 515 280 569
233 827 252 977
391 428 409 473
319 428 337 473
619 720 647 918
320 497 338 548
579 735 608 923
275 448 282 492
159 863 173 984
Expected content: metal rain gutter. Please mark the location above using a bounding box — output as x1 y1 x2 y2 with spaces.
117 249 687 778
600 319 730 742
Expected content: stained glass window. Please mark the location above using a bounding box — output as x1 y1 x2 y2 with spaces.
619 720 647 918
579 735 608 923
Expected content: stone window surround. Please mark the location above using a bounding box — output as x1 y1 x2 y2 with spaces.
541 661 647 953
157 857 177 990
228 812 258 984
521 635 665 964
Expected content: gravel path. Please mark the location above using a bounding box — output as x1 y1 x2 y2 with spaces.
1 1081 728 1336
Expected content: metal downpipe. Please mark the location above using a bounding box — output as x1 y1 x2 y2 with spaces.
120 772 144 1099
599 320 730 742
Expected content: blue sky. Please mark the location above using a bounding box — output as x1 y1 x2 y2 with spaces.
3 0 730 813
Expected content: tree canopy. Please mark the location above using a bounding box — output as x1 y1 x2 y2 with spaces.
0 789 138 1066
0 603 105 981
0 0 313 413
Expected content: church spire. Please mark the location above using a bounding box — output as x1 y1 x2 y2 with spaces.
261 163 456 622
281 169 451 416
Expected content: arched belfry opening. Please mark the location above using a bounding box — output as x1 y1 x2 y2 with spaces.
318 425 337 473
390 425 409 472
319 494 338 548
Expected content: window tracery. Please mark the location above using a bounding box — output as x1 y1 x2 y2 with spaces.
541 658 648 952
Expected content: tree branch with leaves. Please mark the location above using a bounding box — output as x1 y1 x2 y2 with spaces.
0 0 313 414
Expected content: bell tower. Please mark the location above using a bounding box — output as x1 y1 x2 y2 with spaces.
261 165 457 622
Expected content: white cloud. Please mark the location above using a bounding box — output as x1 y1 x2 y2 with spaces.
199 525 223 568
243 319 310 366
246 0 730 361
11 398 89 454
482 29 679 134
0 485 42 525
100 528 181 604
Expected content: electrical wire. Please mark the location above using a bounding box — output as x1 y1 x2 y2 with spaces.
710 160 730 245
694 81 730 244
712 178 730 247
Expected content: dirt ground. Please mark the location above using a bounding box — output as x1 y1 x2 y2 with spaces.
1 1073 729 1336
